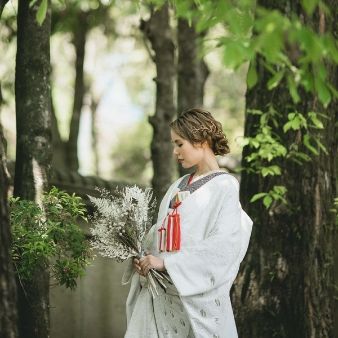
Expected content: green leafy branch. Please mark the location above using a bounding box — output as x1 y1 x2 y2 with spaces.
241 107 327 208
10 186 92 289
250 185 287 208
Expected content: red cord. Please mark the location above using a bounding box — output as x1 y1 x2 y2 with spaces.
187 173 194 185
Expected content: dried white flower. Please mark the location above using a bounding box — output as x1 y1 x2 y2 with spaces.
88 186 171 297
88 186 155 262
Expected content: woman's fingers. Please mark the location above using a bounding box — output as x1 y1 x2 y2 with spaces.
138 255 154 275
133 258 143 275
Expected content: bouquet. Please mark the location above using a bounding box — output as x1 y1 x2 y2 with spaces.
88 185 171 297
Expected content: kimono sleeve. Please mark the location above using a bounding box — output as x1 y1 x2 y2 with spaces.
163 177 243 297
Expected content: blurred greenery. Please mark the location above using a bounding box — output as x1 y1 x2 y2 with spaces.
110 117 153 185
2 0 335 190
0 0 247 181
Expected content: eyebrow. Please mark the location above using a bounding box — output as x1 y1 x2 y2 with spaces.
171 139 182 144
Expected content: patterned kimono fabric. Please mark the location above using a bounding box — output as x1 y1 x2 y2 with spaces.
125 172 228 338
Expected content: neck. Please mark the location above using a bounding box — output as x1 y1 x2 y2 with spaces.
194 160 220 177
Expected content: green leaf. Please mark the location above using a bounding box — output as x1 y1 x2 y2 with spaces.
250 192 267 203
313 137 328 155
267 70 284 90
263 195 273 208
261 165 281 177
308 112 324 129
283 121 293 133
36 0 48 26
223 39 251 69
247 61 258 89
303 134 319 155
301 0 319 16
272 185 287 194
287 75 300 103
247 109 263 116
315 77 331 107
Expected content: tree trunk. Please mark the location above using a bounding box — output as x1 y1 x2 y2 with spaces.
177 18 209 176
90 94 99 176
232 2 337 337
140 3 176 206
14 1 52 337
51 95 67 172
177 18 209 113
65 14 87 172
0 106 18 338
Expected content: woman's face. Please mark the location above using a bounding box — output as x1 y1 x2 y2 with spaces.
170 129 205 168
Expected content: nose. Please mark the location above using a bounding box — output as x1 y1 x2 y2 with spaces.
173 146 179 156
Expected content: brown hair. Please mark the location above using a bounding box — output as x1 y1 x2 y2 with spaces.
169 108 230 156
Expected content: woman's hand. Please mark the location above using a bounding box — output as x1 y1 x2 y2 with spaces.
133 254 165 276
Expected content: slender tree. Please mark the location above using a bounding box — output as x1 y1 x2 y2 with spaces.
177 17 209 176
141 3 176 205
0 126 18 338
14 0 52 337
65 13 88 172
0 76 18 338
177 18 209 113
232 2 337 337
1 3 18 337
51 3 112 173
51 96 67 171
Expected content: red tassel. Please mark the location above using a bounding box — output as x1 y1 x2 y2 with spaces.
166 215 172 251
159 201 182 252
172 210 181 250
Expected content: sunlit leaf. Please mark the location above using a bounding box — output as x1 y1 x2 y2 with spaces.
314 77 331 107
301 0 319 16
303 134 319 155
267 69 284 90
287 75 300 103
250 192 267 202
36 0 48 26
247 61 258 88
308 112 324 129
263 195 273 208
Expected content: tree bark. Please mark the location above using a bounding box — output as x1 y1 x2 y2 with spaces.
140 3 176 206
177 18 209 113
51 95 67 172
232 2 337 337
14 1 52 337
0 4 18 335
65 14 88 172
177 18 209 176
0 107 18 338
90 94 99 176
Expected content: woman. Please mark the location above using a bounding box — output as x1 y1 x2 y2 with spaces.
123 108 253 338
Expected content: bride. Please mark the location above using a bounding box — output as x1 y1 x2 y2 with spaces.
123 108 253 338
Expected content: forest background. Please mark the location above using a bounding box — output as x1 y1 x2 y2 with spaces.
0 0 337 338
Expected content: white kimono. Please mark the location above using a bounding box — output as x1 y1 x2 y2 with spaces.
123 173 253 338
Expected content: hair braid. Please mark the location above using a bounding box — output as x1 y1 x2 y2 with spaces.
169 108 230 156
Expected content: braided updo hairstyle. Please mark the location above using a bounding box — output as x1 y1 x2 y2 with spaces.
169 108 230 156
